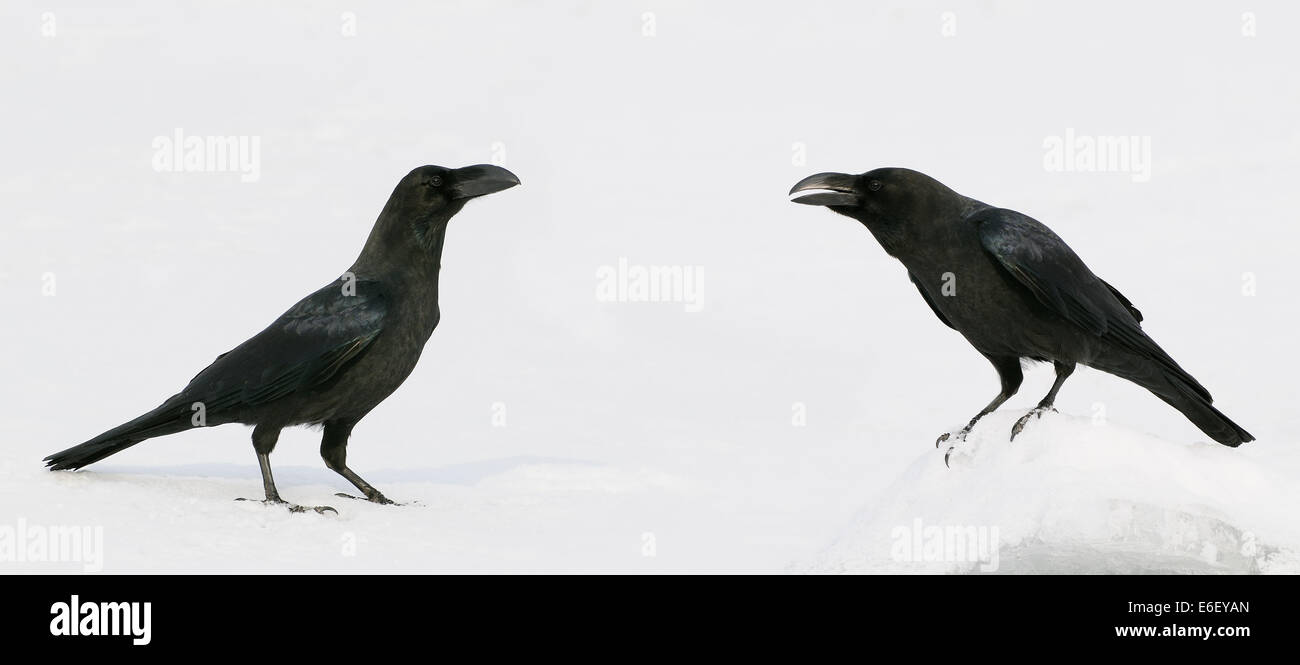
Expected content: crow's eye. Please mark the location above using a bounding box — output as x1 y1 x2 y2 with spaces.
868 180 882 192
428 176 443 187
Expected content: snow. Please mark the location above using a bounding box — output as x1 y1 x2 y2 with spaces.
1 1 1298 573
805 412 1300 574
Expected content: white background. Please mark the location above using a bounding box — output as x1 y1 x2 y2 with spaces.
1 1 1297 572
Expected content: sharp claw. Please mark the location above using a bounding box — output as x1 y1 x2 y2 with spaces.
939 426 971 462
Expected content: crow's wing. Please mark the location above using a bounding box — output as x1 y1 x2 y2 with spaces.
179 278 388 411
975 208 1208 400
908 271 957 330
1100 278 1143 323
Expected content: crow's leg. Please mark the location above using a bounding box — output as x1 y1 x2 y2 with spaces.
236 425 336 514
1010 361 1075 441
321 421 397 505
938 355 1023 465
252 425 285 502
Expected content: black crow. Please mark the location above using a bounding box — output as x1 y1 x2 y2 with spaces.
46 164 521 511
790 167 1252 462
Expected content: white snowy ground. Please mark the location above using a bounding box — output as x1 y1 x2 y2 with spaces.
2 1 1298 573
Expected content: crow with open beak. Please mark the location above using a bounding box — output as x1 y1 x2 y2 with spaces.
791 167 1252 464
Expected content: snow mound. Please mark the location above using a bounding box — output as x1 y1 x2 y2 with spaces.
801 412 1300 574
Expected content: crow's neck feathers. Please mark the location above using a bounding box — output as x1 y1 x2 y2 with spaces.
352 199 463 278
864 193 990 264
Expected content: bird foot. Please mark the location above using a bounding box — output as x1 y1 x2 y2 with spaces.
1010 406 1057 441
938 429 974 468
335 492 400 506
936 427 972 448
236 497 338 515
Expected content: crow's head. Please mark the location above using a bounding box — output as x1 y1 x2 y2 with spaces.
398 163 520 207
393 163 520 219
373 164 521 254
789 167 966 256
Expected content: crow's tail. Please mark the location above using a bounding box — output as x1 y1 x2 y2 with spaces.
45 402 195 470
1089 349 1254 447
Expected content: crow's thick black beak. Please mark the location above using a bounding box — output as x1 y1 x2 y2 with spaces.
450 164 521 200
789 172 861 206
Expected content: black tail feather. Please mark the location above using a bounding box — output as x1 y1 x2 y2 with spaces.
45 404 193 470
1089 350 1254 447
1149 372 1255 447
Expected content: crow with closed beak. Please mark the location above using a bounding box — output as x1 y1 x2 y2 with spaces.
790 167 1252 463
46 164 521 511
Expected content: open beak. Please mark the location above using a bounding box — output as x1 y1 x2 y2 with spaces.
789 172 861 206
450 164 521 200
